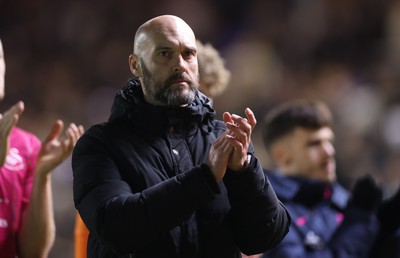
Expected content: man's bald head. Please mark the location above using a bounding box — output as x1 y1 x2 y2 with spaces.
133 15 196 57
128 15 199 106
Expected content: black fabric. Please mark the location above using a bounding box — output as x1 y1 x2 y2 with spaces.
291 177 332 208
347 174 382 212
369 187 400 258
73 78 290 257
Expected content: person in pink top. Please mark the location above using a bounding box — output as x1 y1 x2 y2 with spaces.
0 38 84 258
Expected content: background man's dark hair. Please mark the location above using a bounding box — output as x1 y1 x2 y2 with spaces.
262 99 333 150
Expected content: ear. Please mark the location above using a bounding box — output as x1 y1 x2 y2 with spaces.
129 54 142 77
271 142 292 168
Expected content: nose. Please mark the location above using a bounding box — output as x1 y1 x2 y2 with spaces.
173 54 187 73
322 141 335 158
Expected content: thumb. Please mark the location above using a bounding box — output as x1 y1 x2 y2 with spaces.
43 120 64 144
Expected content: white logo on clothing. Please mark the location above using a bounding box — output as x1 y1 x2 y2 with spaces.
4 148 25 171
0 218 8 228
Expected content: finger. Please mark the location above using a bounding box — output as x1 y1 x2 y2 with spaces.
2 114 19 133
221 135 234 154
215 138 234 166
229 114 252 140
64 123 82 150
64 128 75 150
67 123 81 144
225 121 247 143
209 135 232 160
58 127 78 161
68 123 84 147
245 107 257 129
14 101 24 116
78 125 85 135
3 101 24 121
10 101 25 129
11 114 20 128
212 133 229 152
43 120 64 144
5 101 24 119
213 132 233 149
226 134 244 151
223 112 234 124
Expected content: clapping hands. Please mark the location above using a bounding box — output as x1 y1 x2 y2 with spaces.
208 108 256 182
0 100 84 177
35 120 84 176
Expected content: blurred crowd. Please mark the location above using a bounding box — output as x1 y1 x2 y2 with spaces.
1 0 400 257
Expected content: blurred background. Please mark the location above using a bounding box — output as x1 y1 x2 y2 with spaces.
1 0 400 256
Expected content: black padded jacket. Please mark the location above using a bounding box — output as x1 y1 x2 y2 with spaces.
72 78 290 258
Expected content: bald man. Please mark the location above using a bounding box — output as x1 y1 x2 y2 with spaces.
72 15 290 258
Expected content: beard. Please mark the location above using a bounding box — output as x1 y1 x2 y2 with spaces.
140 59 199 106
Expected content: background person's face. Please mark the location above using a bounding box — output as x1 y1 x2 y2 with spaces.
284 127 336 183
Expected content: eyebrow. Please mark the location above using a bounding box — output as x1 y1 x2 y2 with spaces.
155 46 173 51
185 46 197 53
154 45 196 52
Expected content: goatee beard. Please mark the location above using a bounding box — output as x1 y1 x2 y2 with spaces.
141 60 199 106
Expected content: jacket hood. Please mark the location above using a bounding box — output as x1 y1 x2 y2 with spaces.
109 77 216 134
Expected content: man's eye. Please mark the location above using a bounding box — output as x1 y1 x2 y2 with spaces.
308 140 321 147
159 51 171 57
184 50 195 57
182 51 196 60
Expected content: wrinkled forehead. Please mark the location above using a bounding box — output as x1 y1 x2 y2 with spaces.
150 25 196 49
135 16 196 54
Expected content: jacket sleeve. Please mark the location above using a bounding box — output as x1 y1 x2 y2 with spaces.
72 126 219 254
223 154 291 255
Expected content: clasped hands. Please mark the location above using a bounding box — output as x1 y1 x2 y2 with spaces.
0 101 84 176
208 108 256 182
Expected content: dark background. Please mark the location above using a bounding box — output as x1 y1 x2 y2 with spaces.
1 0 400 256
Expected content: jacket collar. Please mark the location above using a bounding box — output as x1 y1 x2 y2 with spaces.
266 170 349 210
108 77 216 134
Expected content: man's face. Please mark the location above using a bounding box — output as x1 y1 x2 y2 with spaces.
282 127 336 183
0 40 5 100
132 18 199 106
140 56 198 106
